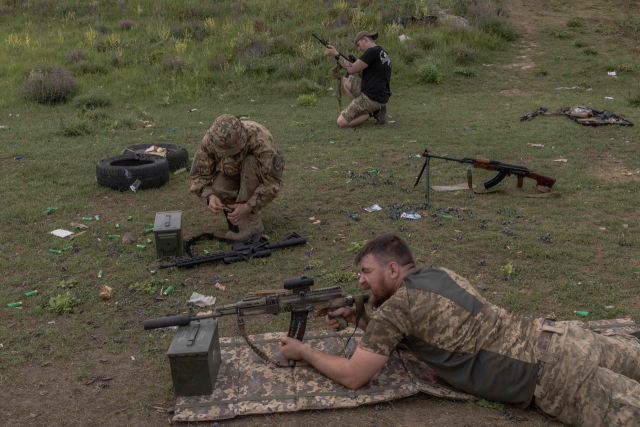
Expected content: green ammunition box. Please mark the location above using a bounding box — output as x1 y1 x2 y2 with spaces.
167 318 221 397
153 211 184 258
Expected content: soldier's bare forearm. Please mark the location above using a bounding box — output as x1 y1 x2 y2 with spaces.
337 56 353 70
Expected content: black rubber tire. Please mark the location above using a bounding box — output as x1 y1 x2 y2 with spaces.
96 154 170 191
121 143 189 171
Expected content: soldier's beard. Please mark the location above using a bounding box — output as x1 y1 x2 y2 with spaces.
369 285 396 308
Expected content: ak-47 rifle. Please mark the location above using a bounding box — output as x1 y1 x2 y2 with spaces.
159 232 306 269
414 149 558 204
312 33 357 110
143 276 369 367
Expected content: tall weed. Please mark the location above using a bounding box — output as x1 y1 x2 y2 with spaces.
19 65 76 104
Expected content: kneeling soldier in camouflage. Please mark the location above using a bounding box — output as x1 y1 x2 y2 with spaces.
190 114 284 242
280 234 640 427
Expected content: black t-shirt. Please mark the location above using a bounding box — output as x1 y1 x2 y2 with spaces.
359 46 392 104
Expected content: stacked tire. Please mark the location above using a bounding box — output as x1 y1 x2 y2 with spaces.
96 154 170 191
121 143 189 171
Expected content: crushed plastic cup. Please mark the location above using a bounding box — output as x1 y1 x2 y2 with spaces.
401 213 421 220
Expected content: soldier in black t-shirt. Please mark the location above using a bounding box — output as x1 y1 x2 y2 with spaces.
324 30 391 127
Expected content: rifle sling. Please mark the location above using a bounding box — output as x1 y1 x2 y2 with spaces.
467 169 560 198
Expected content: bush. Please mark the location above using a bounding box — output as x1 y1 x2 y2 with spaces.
454 67 477 77
60 117 92 136
297 93 318 106
398 43 424 64
49 292 81 314
206 56 228 70
583 48 598 55
19 65 75 104
479 17 519 41
119 18 134 31
629 93 640 108
534 69 548 77
73 61 108 75
451 44 476 64
110 52 129 67
73 89 112 109
65 48 87 64
573 40 587 48
566 17 585 28
417 63 443 84
415 33 438 51
265 35 296 56
162 56 189 72
170 20 207 41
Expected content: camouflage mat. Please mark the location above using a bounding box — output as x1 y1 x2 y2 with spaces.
172 319 640 422
173 329 474 422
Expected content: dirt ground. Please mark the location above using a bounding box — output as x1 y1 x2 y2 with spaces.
0 1 632 426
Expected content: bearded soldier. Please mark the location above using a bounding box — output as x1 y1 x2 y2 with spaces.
280 235 640 427
190 114 284 242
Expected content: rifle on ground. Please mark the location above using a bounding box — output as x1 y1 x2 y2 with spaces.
159 232 306 269
312 33 357 110
414 149 558 204
143 276 369 367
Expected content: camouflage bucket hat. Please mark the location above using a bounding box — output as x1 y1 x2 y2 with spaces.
209 114 246 156
354 30 378 45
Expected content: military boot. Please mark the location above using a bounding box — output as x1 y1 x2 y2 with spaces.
373 106 386 125
224 212 264 242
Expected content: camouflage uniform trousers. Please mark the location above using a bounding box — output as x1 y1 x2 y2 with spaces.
209 154 269 208
341 76 385 124
535 322 640 426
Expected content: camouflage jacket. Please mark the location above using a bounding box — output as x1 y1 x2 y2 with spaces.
359 267 544 408
190 121 284 211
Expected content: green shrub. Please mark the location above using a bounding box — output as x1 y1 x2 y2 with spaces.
534 69 548 77
583 48 598 55
629 93 640 108
566 17 585 28
19 65 75 104
73 61 108 75
347 241 367 253
265 35 297 56
549 30 573 39
296 93 318 106
398 43 424 64
478 17 519 41
73 89 112 109
454 67 477 77
415 33 438 51
451 43 476 64
417 63 443 84
573 40 587 48
60 116 92 136
49 292 81 314
170 20 208 41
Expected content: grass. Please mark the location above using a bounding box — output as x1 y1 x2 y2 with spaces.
1 0 639 425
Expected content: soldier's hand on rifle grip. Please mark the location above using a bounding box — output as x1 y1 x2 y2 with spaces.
324 45 338 57
207 194 225 214
316 306 356 331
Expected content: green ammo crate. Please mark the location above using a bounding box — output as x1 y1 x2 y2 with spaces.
167 318 221 397
153 211 184 258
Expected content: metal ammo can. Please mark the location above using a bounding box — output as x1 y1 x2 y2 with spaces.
153 211 184 258
166 318 221 397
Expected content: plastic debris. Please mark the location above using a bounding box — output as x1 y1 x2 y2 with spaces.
99 285 113 300
94 215 99 220
574 311 589 316
442 215 453 219
137 244 146 249
116 224 120 229
364 204 382 213
401 213 421 220
147 238 152 244
526 143 544 147
188 109 197 112
215 283 226 291
203 250 210 255
25 290 37 297
50 229 74 238
408 154 422 158
604 97 614 100
127 216 133 221
130 179 142 192
98 270 103 278
388 121 396 124
608 71 616 76
45 207 56 214
83 217 93 221
7 302 22 307
604 305 614 309
399 34 409 42
143 228 153 234
553 159 568 162
187 292 216 307
108 235 119 239
48 249 61 254
163 286 174 295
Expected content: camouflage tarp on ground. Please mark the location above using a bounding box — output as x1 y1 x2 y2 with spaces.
173 319 640 422
173 329 474 422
